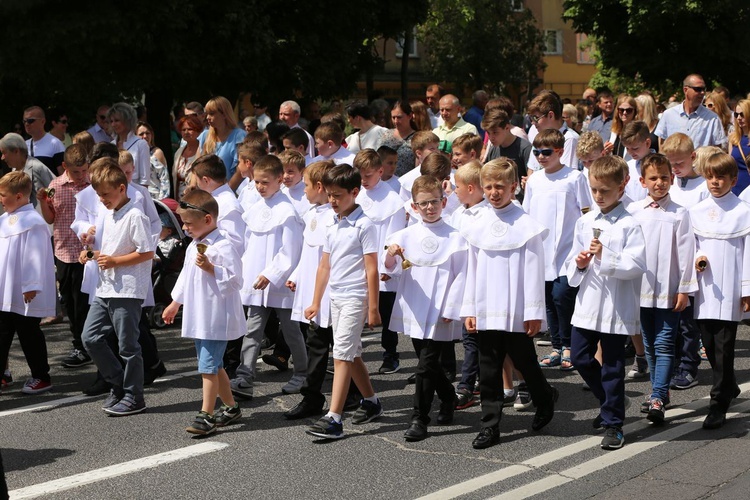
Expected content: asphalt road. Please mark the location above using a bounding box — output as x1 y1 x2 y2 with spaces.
2 320 750 499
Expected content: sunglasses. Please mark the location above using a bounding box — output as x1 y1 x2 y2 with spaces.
705 103 714 109
98 114 108 120
735 111 745 119
532 148 555 157
58 119 68 124
22 118 38 125
178 201 210 215
686 85 706 93
618 108 635 115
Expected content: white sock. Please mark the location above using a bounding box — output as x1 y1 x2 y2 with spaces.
325 411 342 423
364 395 379 404
504 389 515 398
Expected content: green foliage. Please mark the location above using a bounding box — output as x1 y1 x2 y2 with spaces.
564 0 750 95
417 0 546 93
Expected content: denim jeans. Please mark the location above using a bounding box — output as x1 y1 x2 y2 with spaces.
545 276 578 351
640 307 679 401
457 325 479 391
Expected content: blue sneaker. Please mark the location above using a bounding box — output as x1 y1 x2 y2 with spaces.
351 399 383 424
104 394 146 416
671 372 698 390
306 415 344 439
101 389 123 410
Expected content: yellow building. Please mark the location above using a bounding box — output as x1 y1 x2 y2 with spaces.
359 0 595 104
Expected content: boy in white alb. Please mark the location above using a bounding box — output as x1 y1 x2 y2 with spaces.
404 152 461 226
461 158 558 450
279 149 313 216
355 149 407 374
385 175 467 442
284 160 338 420
232 155 307 398
627 154 697 423
690 152 750 429
399 131 440 201
621 121 653 202
163 189 245 436
663 134 708 390
377 146 401 192
305 165 383 439
236 142 266 214
80 164 155 416
523 129 591 372
0 172 56 395
567 155 647 449
310 122 355 165
449 161 486 410
189 154 246 257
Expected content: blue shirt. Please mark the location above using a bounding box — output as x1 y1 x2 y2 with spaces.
462 106 485 137
198 127 246 179
654 102 727 148
586 113 613 140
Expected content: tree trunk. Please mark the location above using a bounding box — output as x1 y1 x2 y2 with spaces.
401 28 413 102
144 87 175 196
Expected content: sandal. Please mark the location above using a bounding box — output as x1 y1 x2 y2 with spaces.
539 349 562 368
560 348 575 371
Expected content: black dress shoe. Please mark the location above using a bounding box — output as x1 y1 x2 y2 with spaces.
262 354 289 372
532 386 558 431
284 400 323 420
82 377 111 396
407 373 416 384
472 426 500 449
437 395 457 425
703 407 726 429
404 419 428 442
144 361 167 386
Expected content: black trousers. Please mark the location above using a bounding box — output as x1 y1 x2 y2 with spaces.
0 312 50 382
698 319 740 412
478 330 553 428
300 324 334 408
56 259 90 351
411 338 456 424
412 336 457 375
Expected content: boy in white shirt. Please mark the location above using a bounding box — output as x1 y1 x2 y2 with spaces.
278 149 312 216
0 172 56 394
627 154 697 423
281 128 312 163
355 149 407 374
399 131 440 200
450 133 482 170
310 122 355 165
384 175 467 441
163 189 245 436
576 131 606 181
284 160 338 420
524 129 591 373
621 121 653 202
231 155 307 398
690 152 750 429
189 154 246 258
305 165 383 439
461 158 558 450
236 142 266 214
567 155 647 449
80 164 155 416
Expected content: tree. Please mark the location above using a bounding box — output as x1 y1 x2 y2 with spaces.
563 0 750 94
0 1 429 162
417 0 546 94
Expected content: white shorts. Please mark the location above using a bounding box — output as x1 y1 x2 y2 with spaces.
330 297 367 361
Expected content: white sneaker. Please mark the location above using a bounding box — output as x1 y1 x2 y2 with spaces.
626 356 649 379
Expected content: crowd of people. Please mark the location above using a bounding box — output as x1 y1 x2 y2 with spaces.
0 72 748 454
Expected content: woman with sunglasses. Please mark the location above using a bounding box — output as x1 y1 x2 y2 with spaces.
605 94 638 159
729 99 750 194
704 92 733 138
199 96 246 191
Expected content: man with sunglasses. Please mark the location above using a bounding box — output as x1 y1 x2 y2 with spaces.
86 105 113 144
655 74 727 149
22 106 65 175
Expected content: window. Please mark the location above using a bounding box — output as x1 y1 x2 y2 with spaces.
509 0 524 11
544 30 562 55
396 29 418 58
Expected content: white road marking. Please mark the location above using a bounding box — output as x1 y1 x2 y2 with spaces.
489 400 750 500
0 370 198 418
417 382 750 500
9 442 228 499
